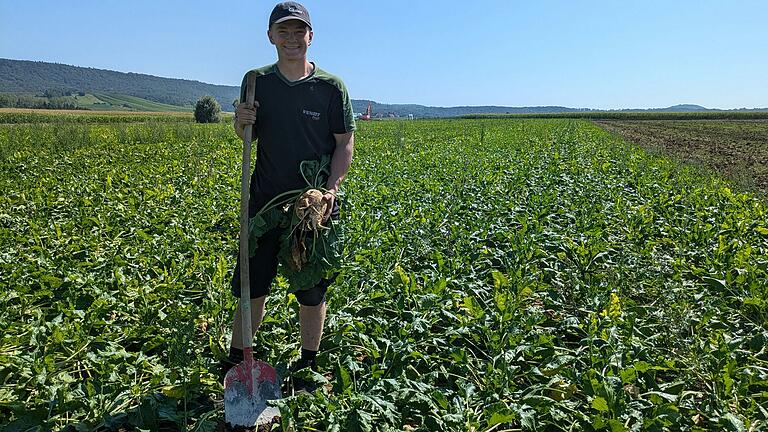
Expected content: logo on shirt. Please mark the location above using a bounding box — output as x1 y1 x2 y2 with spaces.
302 109 321 121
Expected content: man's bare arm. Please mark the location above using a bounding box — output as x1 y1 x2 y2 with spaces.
322 131 354 220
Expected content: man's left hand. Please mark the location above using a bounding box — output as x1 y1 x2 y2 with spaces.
322 190 335 222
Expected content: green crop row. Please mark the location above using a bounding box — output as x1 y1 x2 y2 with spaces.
0 109 219 125
462 111 768 120
1 119 766 431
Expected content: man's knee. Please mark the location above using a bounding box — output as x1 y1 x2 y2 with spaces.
294 284 327 306
295 273 339 306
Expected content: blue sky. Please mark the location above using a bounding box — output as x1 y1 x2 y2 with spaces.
1 0 766 109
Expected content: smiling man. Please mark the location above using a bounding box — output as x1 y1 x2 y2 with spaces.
224 1 356 393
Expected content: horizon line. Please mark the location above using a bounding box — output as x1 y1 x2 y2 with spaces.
2 57 767 111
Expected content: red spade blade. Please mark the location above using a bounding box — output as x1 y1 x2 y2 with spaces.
223 359 281 427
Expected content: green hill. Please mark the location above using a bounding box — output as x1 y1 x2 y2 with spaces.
3 58 766 117
0 58 238 111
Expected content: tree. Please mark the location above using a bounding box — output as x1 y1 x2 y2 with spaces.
194 95 221 123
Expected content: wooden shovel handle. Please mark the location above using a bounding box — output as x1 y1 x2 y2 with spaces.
239 72 256 353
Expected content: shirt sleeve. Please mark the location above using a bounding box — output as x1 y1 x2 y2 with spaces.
239 73 248 104
328 81 356 134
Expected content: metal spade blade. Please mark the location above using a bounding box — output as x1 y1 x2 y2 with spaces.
224 358 281 427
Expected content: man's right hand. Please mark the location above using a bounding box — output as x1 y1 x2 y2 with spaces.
234 101 260 139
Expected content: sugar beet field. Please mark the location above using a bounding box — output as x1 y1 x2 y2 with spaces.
1 114 767 431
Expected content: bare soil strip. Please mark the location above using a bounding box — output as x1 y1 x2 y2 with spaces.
595 120 768 195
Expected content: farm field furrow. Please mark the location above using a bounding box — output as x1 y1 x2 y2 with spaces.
595 120 768 195
1 118 767 431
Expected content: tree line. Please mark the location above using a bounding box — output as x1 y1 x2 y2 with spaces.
0 59 238 111
0 93 82 110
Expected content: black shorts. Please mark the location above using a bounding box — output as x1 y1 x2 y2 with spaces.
230 198 340 306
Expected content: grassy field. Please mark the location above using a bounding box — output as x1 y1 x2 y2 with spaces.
1 116 767 431
86 93 192 112
0 92 195 113
596 120 768 195
0 108 233 124
462 112 768 120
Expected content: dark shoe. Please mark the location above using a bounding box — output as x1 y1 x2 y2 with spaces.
219 347 247 384
289 358 317 394
218 357 239 383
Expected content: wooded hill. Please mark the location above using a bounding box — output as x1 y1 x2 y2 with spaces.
3 58 765 117
1 58 239 111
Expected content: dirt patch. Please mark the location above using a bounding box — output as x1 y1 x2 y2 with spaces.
594 119 768 195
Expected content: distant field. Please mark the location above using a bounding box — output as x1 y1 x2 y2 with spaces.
596 120 768 195
70 93 104 106
87 93 191 112
462 111 768 120
0 92 195 112
0 108 232 124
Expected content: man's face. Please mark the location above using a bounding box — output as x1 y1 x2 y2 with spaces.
268 20 313 61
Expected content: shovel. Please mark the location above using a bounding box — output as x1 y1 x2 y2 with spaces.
224 72 281 427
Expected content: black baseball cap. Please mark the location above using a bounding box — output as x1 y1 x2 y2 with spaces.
269 2 312 29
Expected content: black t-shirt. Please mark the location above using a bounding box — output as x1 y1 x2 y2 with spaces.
239 63 356 214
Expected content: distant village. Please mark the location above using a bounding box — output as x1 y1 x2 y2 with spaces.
355 101 414 120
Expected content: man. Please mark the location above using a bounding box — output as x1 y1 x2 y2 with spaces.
223 1 356 392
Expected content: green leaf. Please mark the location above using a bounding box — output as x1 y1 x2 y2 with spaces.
491 270 509 289
432 390 449 410
608 419 627 432
719 413 746 432
643 391 678 403
488 412 516 427
517 405 536 430
138 397 159 430
346 409 373 432
521 395 555 408
3 409 48 432
333 362 352 395
702 276 728 292
619 367 636 383
494 290 508 312
591 396 610 412
161 385 185 399
634 361 650 373
41 274 63 288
